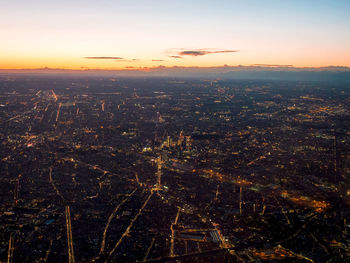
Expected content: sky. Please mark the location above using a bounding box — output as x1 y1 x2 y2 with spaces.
1 0 350 70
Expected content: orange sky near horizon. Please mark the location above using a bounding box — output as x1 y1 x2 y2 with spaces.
2 48 349 70
1 0 350 70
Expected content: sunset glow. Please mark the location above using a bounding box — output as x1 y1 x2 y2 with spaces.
1 0 350 70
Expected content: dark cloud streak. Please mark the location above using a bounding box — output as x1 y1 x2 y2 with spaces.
169 56 183 59
178 49 238 57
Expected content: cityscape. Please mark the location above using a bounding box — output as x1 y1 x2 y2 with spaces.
0 75 349 262
1 0 350 262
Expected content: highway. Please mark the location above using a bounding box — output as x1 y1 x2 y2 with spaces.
106 192 154 262
62 158 136 185
99 188 137 255
169 207 181 257
55 103 61 122
49 167 66 201
43 240 53 262
65 206 75 263
7 234 14 263
214 184 220 201
143 237 156 262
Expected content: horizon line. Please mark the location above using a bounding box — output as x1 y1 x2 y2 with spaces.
1 64 350 72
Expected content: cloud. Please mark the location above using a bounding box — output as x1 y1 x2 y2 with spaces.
180 51 207 56
176 49 238 57
152 59 165 62
169 55 184 59
84 56 124 60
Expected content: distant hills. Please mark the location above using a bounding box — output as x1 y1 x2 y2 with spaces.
1 66 350 83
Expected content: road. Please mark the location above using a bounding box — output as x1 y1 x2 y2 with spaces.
65 206 75 263
7 234 14 263
99 188 137 255
49 167 66 201
169 207 181 257
55 103 61 122
106 191 154 262
143 237 156 262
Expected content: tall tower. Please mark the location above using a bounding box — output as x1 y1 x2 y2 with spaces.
133 88 139 98
239 186 242 215
167 136 171 148
178 130 184 146
154 157 162 191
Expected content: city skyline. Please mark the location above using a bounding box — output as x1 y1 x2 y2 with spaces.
1 0 350 70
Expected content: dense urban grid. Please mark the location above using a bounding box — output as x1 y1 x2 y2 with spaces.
0 76 349 262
